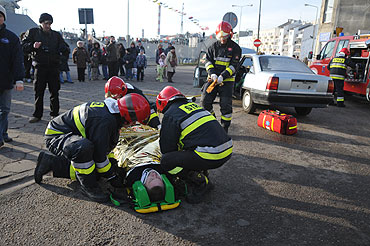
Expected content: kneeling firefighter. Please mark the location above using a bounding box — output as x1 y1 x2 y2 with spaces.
157 86 233 203
34 93 151 202
105 76 161 129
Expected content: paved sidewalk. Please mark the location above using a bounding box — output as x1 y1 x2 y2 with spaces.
0 65 200 195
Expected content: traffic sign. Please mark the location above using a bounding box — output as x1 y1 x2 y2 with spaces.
222 12 238 29
253 39 262 47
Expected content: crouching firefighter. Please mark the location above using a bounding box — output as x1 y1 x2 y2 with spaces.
105 76 161 129
328 47 355 107
200 21 241 133
157 86 233 204
34 93 151 202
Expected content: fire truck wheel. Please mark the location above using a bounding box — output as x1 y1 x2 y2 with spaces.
242 89 256 114
295 107 312 116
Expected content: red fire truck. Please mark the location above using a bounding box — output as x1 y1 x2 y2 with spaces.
310 34 370 100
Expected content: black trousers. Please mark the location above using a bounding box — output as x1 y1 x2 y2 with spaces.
167 71 175 82
161 150 231 173
118 60 125 76
333 79 345 103
137 66 144 80
45 133 104 187
108 61 119 78
77 67 85 82
33 66 60 118
201 81 233 129
24 56 32 79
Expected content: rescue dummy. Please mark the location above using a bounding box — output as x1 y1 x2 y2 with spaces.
157 86 233 203
34 94 151 203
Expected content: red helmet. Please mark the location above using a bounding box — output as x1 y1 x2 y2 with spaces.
339 48 350 56
105 76 128 99
156 86 186 113
117 93 150 124
216 21 233 40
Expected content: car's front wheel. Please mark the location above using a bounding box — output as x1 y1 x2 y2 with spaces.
242 90 256 114
295 107 312 116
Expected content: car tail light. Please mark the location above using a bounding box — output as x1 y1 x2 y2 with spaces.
266 77 279 90
327 80 334 93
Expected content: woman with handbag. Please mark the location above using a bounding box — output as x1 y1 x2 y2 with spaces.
165 46 177 83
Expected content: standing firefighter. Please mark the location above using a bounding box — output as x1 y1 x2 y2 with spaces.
328 47 355 107
34 94 151 202
201 21 241 133
157 86 233 203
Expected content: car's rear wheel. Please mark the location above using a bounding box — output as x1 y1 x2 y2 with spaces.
242 90 256 114
295 107 312 116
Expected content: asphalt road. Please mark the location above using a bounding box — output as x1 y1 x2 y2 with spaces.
1 65 370 245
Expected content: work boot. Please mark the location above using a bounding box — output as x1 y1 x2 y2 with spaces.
328 100 337 106
29 117 41 123
337 101 346 107
185 171 214 204
80 185 109 203
34 151 52 184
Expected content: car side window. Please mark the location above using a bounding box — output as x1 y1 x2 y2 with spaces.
243 58 254 73
321 40 336 59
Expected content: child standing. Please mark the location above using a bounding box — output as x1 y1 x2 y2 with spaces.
156 53 166 82
136 50 147 81
91 51 100 80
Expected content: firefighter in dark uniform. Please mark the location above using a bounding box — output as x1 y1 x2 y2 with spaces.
157 86 233 203
328 47 355 107
21 13 68 123
33 94 151 202
105 76 161 129
201 21 242 133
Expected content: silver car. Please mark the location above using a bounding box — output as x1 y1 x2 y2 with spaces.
241 55 334 115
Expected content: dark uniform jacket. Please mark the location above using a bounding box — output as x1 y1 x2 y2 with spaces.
0 23 25 90
328 55 355 80
45 100 123 164
126 82 160 129
205 38 241 82
21 26 67 67
159 99 233 161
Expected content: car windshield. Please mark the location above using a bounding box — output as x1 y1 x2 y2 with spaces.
258 56 314 73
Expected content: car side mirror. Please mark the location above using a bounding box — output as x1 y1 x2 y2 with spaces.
308 52 313 59
316 54 321 60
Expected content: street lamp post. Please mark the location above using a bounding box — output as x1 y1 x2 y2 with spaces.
304 3 319 57
232 4 253 43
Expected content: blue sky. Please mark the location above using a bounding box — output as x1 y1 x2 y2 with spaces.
16 0 323 38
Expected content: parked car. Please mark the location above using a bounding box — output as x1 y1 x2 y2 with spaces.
241 55 334 116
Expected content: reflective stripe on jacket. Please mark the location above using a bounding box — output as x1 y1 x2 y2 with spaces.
328 56 355 80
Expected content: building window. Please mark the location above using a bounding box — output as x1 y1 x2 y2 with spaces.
323 0 334 23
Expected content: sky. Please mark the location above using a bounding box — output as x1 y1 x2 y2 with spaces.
16 0 323 38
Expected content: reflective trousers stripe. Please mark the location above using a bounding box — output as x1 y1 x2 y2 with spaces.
107 152 116 159
206 64 214 71
168 167 183 175
337 97 344 102
72 161 95 175
195 146 233 160
224 77 235 82
221 114 232 121
73 106 86 138
96 158 111 173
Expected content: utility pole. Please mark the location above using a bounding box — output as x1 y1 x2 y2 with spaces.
126 0 130 47
181 3 184 34
257 0 262 52
158 4 161 37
